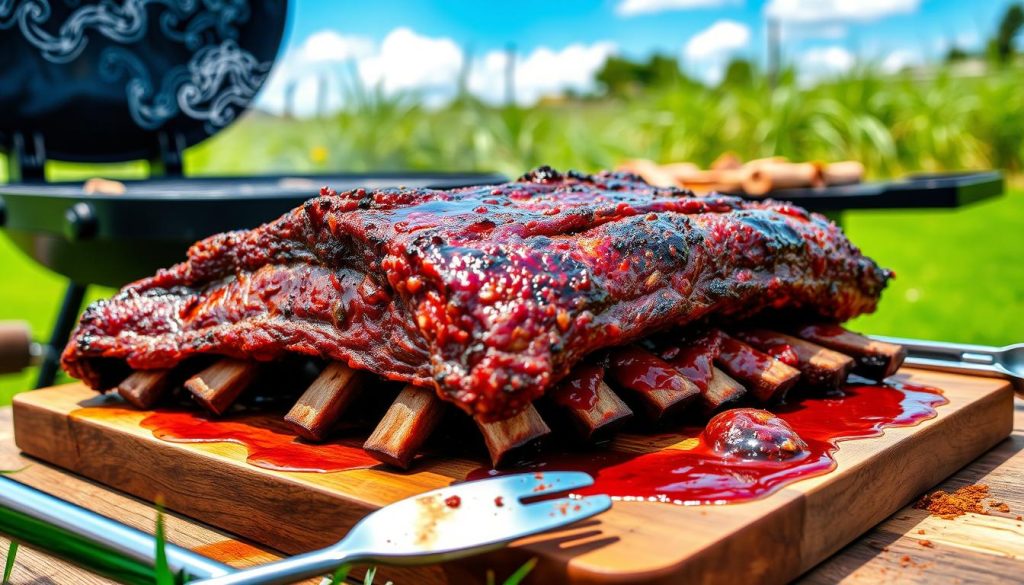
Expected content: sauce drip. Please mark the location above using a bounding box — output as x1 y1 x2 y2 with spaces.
763 344 799 367
138 410 378 472
551 363 603 410
470 380 947 505
609 347 692 394
716 335 777 381
663 344 715 393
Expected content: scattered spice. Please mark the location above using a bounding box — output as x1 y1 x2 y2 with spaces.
914 484 991 519
494 496 504 507
1016 515 1022 521
989 502 1010 514
899 555 913 568
916 529 926 535
919 540 934 548
444 495 461 508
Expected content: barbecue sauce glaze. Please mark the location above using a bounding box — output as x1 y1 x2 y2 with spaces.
133 379 945 504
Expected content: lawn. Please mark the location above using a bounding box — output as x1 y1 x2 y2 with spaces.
1 186 1021 405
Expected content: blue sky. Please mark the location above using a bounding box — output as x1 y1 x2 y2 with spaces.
258 0 1018 114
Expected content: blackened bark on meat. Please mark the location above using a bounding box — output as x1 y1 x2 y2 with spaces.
62 167 892 421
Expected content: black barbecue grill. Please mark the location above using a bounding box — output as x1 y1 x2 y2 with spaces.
0 0 504 387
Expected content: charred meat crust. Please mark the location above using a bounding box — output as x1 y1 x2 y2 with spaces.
62 167 891 421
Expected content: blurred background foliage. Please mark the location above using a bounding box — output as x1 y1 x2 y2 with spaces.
2 5 1024 402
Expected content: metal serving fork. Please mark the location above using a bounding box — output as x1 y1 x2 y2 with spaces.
870 335 1024 397
190 471 609 585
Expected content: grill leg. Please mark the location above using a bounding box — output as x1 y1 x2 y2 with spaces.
35 282 87 389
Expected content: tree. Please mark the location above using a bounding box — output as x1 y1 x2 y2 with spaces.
720 59 756 88
594 54 688 97
995 3 1024 62
945 46 969 62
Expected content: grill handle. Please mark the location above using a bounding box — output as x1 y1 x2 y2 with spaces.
0 321 39 375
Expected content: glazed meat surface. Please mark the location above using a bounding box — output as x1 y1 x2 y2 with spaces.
62 167 891 420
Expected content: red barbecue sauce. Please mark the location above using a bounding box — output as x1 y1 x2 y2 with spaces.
550 363 603 410
664 344 715 393
137 410 378 472
113 379 945 505
716 335 778 381
609 347 693 395
471 380 946 505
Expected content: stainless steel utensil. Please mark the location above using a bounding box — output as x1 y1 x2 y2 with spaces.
870 335 1024 397
192 471 610 585
0 476 233 580
0 472 609 585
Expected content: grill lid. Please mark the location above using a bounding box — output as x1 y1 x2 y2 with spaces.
0 0 287 169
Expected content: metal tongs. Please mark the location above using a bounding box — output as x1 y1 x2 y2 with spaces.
0 472 610 584
871 335 1024 397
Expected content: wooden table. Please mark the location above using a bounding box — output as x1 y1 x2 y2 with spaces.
1 400 1022 585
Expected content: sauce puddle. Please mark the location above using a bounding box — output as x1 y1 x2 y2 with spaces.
137 410 379 472
76 378 946 504
470 380 947 504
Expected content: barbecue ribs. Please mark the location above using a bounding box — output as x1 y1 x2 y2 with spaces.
62 167 891 421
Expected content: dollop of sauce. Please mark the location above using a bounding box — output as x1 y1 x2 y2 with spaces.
704 408 808 461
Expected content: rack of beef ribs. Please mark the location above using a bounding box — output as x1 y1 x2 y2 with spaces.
60 168 902 468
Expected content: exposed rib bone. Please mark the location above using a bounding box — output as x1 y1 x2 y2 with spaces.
704 367 746 412
184 359 258 415
714 332 801 402
476 404 551 467
363 384 445 469
608 346 701 420
734 329 854 389
116 369 173 409
284 362 365 441
795 324 906 381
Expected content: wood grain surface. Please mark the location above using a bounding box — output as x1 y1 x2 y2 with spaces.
4 369 1017 584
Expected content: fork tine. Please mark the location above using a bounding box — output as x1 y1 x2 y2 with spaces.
517 495 613 528
471 471 596 500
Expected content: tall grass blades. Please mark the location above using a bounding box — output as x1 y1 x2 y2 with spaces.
0 505 170 585
181 65 1024 180
2 542 16 585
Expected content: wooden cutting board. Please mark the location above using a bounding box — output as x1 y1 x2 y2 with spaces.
11 369 1014 585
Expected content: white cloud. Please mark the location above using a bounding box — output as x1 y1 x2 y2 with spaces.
299 30 374 64
617 0 736 17
780 23 847 41
765 0 920 24
880 49 921 73
255 27 619 115
469 42 617 105
681 20 750 84
684 20 751 60
358 27 464 104
798 45 855 81
255 31 374 116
